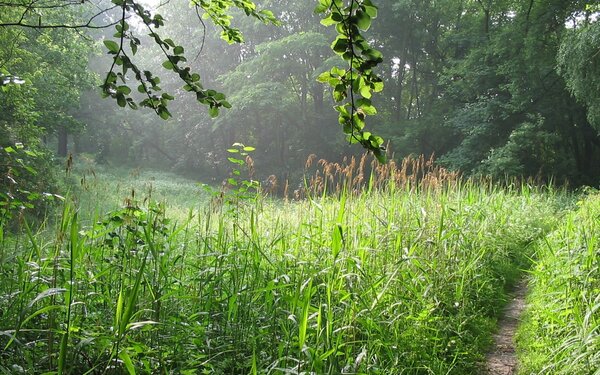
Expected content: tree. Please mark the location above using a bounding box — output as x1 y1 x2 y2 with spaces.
1 6 97 224
558 15 600 130
1 0 387 162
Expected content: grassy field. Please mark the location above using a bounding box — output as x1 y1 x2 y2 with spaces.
0 158 571 374
517 192 600 374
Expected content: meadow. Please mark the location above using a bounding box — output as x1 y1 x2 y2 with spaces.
0 155 593 374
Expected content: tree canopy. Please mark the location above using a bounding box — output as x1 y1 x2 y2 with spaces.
1 0 599 188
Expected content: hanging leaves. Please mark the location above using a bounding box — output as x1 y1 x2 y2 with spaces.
100 0 278 120
315 0 386 163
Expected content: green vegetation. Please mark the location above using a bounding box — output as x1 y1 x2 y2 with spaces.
1 0 600 373
517 192 600 374
70 156 211 223
0 159 564 374
3 1 599 188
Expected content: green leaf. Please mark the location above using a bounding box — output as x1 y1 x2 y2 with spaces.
332 37 349 54
364 5 378 18
209 106 219 118
373 147 387 163
363 48 383 62
130 40 138 55
357 98 377 115
162 60 175 70
158 106 171 120
173 46 184 55
360 84 372 99
333 84 346 102
356 11 372 31
317 71 332 83
320 15 337 27
103 40 120 54
119 350 136 375
373 80 384 92
117 85 131 95
314 4 328 13
163 38 176 48
116 93 127 108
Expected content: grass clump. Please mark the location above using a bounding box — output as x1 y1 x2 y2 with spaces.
517 191 600 374
0 158 564 374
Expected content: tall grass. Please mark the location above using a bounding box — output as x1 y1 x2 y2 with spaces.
0 157 563 374
517 192 599 374
70 157 210 222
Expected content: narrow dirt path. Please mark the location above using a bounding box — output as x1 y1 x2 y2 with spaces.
483 280 528 375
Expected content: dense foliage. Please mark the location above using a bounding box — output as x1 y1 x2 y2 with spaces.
1 2 600 372
3 0 599 190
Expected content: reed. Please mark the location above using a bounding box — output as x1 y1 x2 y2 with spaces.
0 163 564 374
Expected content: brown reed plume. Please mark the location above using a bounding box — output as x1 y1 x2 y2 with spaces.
302 153 460 197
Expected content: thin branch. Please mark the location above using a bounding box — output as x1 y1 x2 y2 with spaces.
194 4 207 61
0 5 121 29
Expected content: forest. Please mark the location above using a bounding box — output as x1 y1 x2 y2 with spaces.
1 0 599 374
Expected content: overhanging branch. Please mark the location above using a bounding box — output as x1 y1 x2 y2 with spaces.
0 3 120 29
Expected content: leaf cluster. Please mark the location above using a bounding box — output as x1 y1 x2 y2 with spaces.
315 0 386 162
101 0 278 120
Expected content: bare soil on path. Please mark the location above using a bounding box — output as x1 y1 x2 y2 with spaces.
483 281 528 375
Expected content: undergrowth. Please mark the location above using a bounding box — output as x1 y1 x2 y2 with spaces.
0 157 563 374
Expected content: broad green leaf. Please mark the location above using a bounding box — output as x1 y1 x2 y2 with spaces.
116 93 126 107
173 46 184 55
360 84 372 99
130 40 138 55
357 99 377 115
103 40 120 54
373 80 384 92
356 11 372 31
364 5 378 18
117 85 131 95
320 15 337 27
332 37 349 54
317 71 331 83
162 60 175 70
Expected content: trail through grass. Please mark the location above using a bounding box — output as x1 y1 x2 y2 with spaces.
0 162 567 374
517 192 599 375
484 280 527 374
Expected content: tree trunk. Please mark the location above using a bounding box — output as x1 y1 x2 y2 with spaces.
311 83 324 114
57 127 68 157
